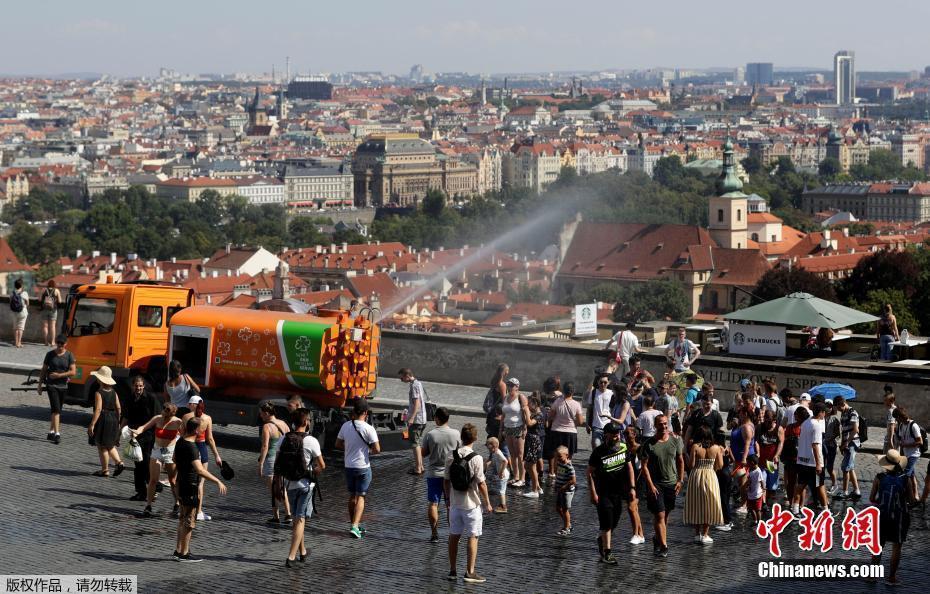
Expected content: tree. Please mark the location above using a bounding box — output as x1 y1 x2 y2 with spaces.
753 266 836 303
839 250 919 304
741 155 763 175
611 279 690 323
507 281 545 304
421 189 446 218
849 289 920 335
36 262 62 283
771 206 817 232
818 157 842 179
7 221 42 263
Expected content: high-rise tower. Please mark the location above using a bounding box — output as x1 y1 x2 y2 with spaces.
834 51 856 105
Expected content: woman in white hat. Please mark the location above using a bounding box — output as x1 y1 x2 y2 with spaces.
87 366 124 477
869 449 915 587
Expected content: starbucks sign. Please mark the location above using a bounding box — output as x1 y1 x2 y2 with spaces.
574 303 598 336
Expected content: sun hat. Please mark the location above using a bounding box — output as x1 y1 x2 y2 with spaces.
91 366 117 386
878 449 906 472
506 377 520 387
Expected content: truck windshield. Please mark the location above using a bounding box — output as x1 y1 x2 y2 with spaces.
70 297 117 337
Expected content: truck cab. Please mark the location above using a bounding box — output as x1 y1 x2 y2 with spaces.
63 282 193 405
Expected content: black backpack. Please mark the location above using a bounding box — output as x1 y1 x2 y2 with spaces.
449 449 478 491
857 413 868 442
9 291 23 313
274 431 312 483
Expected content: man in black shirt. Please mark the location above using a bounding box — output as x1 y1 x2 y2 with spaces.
173 417 227 562
37 334 75 444
683 397 724 452
586 422 635 565
121 376 162 501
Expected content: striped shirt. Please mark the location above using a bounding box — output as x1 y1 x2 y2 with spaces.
555 461 576 492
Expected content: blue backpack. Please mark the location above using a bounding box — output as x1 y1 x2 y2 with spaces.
876 472 908 521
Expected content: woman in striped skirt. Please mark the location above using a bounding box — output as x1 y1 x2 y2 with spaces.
683 425 724 544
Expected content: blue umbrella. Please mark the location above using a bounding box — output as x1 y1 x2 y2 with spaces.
808 383 856 401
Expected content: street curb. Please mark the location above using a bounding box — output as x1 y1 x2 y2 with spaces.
0 361 38 377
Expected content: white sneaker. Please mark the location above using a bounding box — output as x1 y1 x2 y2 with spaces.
701 535 714 545
828 485 840 496
693 534 703 543
521 491 539 499
196 511 211 521
630 535 646 545
713 523 733 532
735 506 748 515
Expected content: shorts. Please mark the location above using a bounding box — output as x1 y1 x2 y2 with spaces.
407 423 425 447
549 431 578 458
904 456 919 477
196 441 208 464
345 466 372 496
591 428 605 449
41 309 58 322
765 466 780 491
156 444 176 465
13 312 27 332
557 490 575 511
840 443 858 473
879 514 910 545
503 426 525 439
287 484 314 520
824 444 837 474
646 484 677 515
596 495 624 532
797 464 824 492
748 496 764 511
47 385 67 414
449 506 483 537
426 477 445 504
261 456 275 478
487 478 507 496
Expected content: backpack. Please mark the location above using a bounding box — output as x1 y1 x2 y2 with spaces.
910 421 929 455
449 449 478 491
274 431 312 483
781 425 799 463
42 288 57 311
9 291 23 313
857 413 868 443
769 395 787 427
482 388 498 415
876 472 909 521
422 384 437 422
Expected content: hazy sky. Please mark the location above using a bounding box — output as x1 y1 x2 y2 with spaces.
5 0 929 76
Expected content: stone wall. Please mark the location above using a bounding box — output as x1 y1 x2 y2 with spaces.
0 298 62 345
380 329 930 426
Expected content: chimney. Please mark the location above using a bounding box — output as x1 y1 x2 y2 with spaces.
211 270 219 278
842 227 849 237
171 257 177 263
206 295 212 304
156 268 163 281
109 252 117 267
226 270 232 276
330 243 337 254
200 270 206 279
377 251 384 258
341 242 348 252
369 292 381 311
92 250 101 258
459 248 465 256
226 242 232 254
438 295 448 314
75 249 82 258
315 245 322 254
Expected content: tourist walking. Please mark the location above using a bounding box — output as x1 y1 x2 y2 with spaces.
892 407 923 495
730 407 756 513
10 278 28 348
501 378 529 488
275 408 324 568
756 409 784 500
39 280 61 346
683 426 723 544
784 406 808 511
421 407 459 542
445 423 492 584
745 455 766 524
484 437 509 513
172 417 227 562
794 402 828 514
483 363 508 457
87 366 124 477
180 395 223 521
554 445 576 536
870 449 915 587
637 395 661 439
164 360 199 416
834 396 861 500
399 367 427 475
883 385 896 454
122 376 161 501
641 414 685 558
586 422 635 564
877 303 899 361
541 376 562 480
683 396 724 454
823 400 841 494
547 382 584 471
623 426 646 544
37 333 75 444
258 402 291 523
587 373 613 449
133 403 183 517
335 399 381 539
522 393 545 498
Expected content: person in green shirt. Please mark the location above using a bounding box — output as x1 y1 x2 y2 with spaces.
640 414 684 559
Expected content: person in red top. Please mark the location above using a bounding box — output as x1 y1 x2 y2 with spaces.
181 395 223 521
132 403 182 517
755 409 784 499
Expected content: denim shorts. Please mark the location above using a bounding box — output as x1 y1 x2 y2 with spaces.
345 466 372 496
287 484 314 519
840 443 858 473
904 456 920 477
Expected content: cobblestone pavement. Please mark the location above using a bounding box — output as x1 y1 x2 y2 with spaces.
0 366 927 593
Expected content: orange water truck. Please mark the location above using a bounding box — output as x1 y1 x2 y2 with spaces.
58 280 383 441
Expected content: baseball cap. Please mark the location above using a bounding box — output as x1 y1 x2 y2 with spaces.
506 378 520 387
187 394 203 406
800 393 812 402
824 398 834 405
604 422 622 434
739 378 751 389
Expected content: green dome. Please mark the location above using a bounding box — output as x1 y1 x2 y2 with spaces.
717 133 743 194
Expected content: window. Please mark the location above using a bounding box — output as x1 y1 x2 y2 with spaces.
70 297 117 337
737 209 742 221
751 233 759 242
138 305 163 328
717 209 724 223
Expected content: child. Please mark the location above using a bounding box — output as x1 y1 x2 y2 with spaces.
486 437 510 513
746 454 767 524
554 446 576 535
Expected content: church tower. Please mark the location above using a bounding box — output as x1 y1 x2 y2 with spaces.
708 132 748 249
248 87 268 128
276 88 288 120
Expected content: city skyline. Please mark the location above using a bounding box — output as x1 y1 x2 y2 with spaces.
3 0 930 77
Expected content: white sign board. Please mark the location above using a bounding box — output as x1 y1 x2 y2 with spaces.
574 303 598 336
728 323 786 357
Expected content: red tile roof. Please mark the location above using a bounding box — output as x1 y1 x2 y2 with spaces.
482 302 572 326
0 237 29 271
